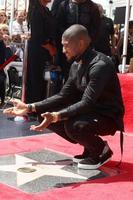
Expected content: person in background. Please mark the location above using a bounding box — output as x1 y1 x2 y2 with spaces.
0 24 9 35
51 0 64 16
0 10 7 24
94 4 115 57
117 20 133 65
53 0 101 82
9 10 28 37
111 24 121 71
3 24 124 170
113 24 120 48
25 0 57 104
0 24 11 60
3 34 13 61
10 34 24 61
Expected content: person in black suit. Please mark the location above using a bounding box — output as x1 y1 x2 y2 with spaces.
52 0 101 81
25 0 57 104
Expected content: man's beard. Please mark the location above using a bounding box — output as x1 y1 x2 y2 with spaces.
66 54 82 63
66 56 76 63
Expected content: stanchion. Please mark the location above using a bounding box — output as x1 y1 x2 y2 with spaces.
121 0 131 73
14 39 28 122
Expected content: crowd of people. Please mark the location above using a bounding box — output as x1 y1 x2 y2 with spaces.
0 8 29 106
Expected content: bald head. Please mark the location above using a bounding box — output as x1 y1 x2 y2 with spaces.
62 25 91 61
62 24 91 44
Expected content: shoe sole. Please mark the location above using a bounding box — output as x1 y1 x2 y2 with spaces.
77 157 111 170
73 157 86 163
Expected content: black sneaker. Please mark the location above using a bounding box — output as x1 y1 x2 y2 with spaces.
73 148 90 163
78 142 113 170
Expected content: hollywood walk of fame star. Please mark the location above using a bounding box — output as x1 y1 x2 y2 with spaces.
0 154 87 186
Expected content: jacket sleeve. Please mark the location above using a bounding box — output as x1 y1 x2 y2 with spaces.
35 67 78 113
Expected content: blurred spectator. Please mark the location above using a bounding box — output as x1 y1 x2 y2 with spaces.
3 34 11 46
54 0 101 81
94 4 115 57
0 10 7 24
3 34 13 60
11 34 21 43
25 0 57 104
111 24 121 71
113 24 120 48
9 10 28 36
0 24 9 35
51 0 64 16
117 20 133 65
10 34 24 61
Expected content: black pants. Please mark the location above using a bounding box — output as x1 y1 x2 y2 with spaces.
48 114 117 157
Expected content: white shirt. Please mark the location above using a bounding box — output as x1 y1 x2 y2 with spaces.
9 20 28 35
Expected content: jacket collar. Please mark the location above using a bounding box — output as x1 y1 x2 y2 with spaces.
75 46 98 65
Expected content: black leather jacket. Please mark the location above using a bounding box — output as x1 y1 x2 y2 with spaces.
35 48 124 131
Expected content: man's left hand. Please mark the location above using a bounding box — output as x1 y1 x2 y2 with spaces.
42 43 57 57
30 112 59 132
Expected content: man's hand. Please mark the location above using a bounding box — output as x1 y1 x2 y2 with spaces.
42 43 57 57
3 99 28 116
30 112 59 132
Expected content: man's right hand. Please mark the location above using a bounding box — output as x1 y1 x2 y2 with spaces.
3 99 28 116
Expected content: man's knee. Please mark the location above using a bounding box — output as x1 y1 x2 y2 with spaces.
64 119 89 140
64 118 98 139
64 119 78 140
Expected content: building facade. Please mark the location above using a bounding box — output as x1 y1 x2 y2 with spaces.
0 0 28 12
